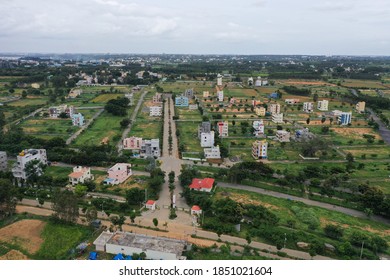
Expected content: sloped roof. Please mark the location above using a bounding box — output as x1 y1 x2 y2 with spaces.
189 178 214 190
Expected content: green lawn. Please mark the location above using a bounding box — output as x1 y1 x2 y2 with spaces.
34 221 92 259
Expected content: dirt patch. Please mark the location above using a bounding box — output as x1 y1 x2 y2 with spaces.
0 250 29 260
331 127 381 140
0 219 46 254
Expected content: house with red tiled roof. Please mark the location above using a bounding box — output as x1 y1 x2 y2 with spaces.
189 178 215 192
145 200 156 211
191 205 202 215
68 166 94 186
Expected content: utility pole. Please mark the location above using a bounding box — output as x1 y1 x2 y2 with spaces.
284 233 287 248
360 241 365 259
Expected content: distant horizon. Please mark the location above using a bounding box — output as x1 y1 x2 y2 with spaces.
1 52 390 58
1 0 389 56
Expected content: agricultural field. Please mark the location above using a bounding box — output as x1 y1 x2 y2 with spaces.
7 96 49 107
0 217 92 260
90 93 124 104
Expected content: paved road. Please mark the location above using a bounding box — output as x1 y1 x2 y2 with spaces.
117 90 148 155
66 108 104 145
367 108 390 145
217 182 390 225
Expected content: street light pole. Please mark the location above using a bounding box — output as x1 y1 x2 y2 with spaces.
360 241 365 259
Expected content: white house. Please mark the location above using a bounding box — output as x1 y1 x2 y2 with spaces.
272 113 284 124
339 112 352 125
303 102 314 113
12 149 47 180
255 77 262 87
252 140 268 159
255 107 266 116
68 166 94 186
145 200 156 211
71 113 85 126
191 205 202 216
247 77 254 86
203 91 210 98
200 131 215 148
253 120 265 137
217 90 224 102
217 74 223 86
93 232 187 260
317 100 329 111
204 146 221 159
276 130 290 142
149 106 162 117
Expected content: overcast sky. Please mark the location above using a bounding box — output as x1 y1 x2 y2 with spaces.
0 0 389 55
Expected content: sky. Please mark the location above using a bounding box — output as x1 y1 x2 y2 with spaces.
0 0 389 55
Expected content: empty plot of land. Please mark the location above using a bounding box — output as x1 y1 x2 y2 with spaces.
0 219 46 254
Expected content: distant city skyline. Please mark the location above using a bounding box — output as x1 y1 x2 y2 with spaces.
1 0 389 56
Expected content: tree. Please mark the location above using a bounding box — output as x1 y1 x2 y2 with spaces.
85 207 98 224
129 212 136 223
0 179 18 219
52 190 79 223
306 118 311 125
111 215 126 231
324 224 343 240
120 118 131 128
313 93 319 102
346 152 354 163
74 185 88 197
153 218 158 227
25 159 46 187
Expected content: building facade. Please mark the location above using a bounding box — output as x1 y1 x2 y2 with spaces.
200 131 215 148
189 178 215 192
0 151 7 172
204 146 221 159
272 113 284 124
217 121 228 137
356 101 366 113
149 106 162 117
217 90 224 102
71 113 84 126
252 140 268 159
268 103 281 115
339 112 352 125
12 149 47 180
123 137 143 150
153 93 162 103
303 102 314 113
317 100 329 111
48 104 74 118
276 130 290 142
68 166 94 186
175 96 189 107
255 107 266 116
104 163 132 185
253 120 265 137
140 139 160 158
198 122 211 139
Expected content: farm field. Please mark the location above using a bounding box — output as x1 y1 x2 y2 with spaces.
0 217 92 260
340 79 388 89
90 93 124 103
7 96 49 107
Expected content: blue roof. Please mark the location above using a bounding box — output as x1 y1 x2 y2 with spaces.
89 252 98 260
125 256 133 260
113 253 124 260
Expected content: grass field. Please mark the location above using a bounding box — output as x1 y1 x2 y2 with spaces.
215 187 390 246
90 93 124 103
340 79 387 89
176 121 203 153
34 221 92 259
7 96 49 107
128 121 163 139
72 112 123 146
19 118 78 139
